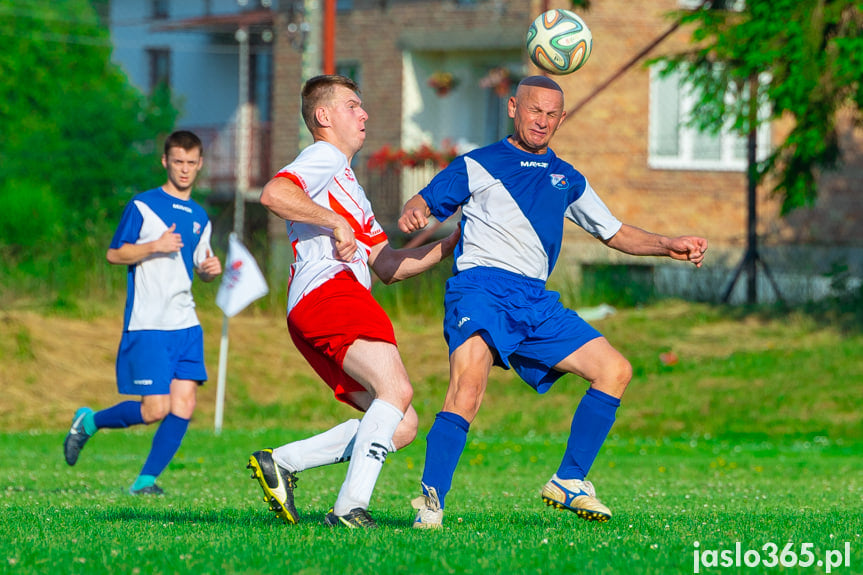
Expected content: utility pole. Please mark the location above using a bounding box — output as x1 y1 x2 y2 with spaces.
216 20 251 435
323 0 335 74
234 25 250 239
721 74 784 305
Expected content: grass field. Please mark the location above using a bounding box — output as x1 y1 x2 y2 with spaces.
3 430 861 575
1 299 862 574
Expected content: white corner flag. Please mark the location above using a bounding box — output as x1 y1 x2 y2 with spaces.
214 232 269 434
216 232 269 317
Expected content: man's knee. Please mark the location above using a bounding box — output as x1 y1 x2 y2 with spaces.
382 377 413 414
598 356 632 398
171 396 196 419
140 399 170 424
392 407 418 450
169 380 198 419
444 376 486 422
617 356 633 386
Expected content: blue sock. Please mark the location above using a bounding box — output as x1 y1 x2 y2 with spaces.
421 411 470 509
557 387 621 480
93 401 144 430
139 413 190 479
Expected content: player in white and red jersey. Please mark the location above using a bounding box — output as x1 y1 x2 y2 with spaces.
247 75 460 529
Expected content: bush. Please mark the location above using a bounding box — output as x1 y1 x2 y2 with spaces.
0 179 64 255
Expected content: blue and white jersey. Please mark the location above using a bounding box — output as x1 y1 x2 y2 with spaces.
110 187 214 332
419 138 622 282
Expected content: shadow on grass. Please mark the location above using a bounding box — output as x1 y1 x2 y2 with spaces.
89 506 261 526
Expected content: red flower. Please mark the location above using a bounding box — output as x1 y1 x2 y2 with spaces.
367 140 460 172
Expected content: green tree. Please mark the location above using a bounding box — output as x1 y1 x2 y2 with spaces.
0 0 177 255
655 0 863 214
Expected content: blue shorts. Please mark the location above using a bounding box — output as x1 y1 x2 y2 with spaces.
443 267 602 393
116 326 207 395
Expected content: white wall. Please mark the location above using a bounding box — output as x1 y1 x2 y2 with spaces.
109 0 249 127
402 50 524 153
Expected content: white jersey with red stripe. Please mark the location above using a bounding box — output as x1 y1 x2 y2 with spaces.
275 140 388 313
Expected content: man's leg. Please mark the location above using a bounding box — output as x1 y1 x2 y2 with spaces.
328 399 403 520
323 339 410 527
130 380 196 494
273 419 360 472
414 335 494 528
64 401 146 466
557 387 621 480
553 337 630 478
250 419 360 524
270 400 419 473
94 401 146 429
249 401 417 525
541 337 631 521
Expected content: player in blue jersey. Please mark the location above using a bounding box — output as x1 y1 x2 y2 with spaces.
63 130 222 495
400 76 708 527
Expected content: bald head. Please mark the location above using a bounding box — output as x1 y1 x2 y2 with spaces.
517 75 563 93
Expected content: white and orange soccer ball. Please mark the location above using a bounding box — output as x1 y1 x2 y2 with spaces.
526 9 593 75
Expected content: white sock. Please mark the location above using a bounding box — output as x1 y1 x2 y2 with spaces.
333 399 403 515
272 419 360 473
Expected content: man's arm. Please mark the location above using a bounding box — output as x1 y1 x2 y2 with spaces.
106 223 183 265
603 223 708 268
260 176 357 262
369 224 460 285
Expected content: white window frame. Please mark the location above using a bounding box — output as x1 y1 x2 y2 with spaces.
678 0 746 11
648 65 771 172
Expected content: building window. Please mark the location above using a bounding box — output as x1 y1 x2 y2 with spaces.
483 84 512 145
336 61 361 86
147 48 171 92
648 66 769 171
337 0 353 11
250 50 273 122
152 0 169 20
678 0 745 10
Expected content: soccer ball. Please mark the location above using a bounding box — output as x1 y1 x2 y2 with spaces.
526 9 592 75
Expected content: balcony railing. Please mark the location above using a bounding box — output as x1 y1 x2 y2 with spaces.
354 161 450 233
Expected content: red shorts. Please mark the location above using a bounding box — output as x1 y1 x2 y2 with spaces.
287 271 397 411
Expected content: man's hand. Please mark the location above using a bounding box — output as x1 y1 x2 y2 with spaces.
398 194 431 233
666 236 708 268
154 223 183 254
198 249 222 281
333 222 358 262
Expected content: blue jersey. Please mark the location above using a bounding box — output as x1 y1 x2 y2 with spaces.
420 138 621 282
110 187 214 332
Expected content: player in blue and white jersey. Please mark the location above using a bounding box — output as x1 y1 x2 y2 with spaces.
63 131 222 495
400 76 708 527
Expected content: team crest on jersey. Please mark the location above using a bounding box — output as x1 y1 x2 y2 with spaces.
344 168 356 182
193 221 201 235
550 174 569 190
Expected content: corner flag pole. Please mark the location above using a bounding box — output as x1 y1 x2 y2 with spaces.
215 22 251 435
214 315 230 434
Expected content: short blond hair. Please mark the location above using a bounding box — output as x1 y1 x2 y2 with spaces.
301 75 361 134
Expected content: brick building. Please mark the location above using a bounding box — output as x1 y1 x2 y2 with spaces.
266 0 863 303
